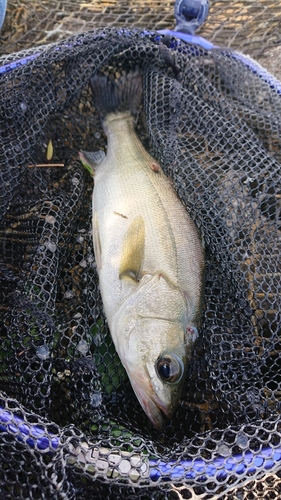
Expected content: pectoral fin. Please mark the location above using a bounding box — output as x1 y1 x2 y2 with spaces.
119 216 145 282
79 150 106 176
93 214 102 270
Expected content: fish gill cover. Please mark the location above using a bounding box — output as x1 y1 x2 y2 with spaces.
0 10 281 500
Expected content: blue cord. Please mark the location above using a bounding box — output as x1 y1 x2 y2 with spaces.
157 29 214 49
0 53 41 74
0 408 59 451
150 447 281 482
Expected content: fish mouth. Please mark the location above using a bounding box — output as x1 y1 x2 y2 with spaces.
129 373 173 430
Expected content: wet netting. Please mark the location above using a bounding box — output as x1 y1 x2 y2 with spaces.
1 5 281 500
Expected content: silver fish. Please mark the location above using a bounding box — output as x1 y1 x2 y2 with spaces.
80 72 204 430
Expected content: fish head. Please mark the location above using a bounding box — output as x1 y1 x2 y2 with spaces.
127 318 189 430
111 275 199 430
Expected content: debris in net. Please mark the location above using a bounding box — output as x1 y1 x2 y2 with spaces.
90 391 102 407
36 345 50 360
76 340 90 355
44 241 57 253
45 215 56 225
46 140 54 161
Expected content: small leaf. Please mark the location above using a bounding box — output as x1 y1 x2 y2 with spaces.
46 140 53 161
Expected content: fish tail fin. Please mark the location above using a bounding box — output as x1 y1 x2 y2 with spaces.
90 69 142 119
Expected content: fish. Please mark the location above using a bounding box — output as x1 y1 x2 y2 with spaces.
80 70 205 430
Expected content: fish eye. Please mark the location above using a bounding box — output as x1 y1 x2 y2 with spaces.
156 354 184 384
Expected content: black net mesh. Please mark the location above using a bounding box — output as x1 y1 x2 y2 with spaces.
1 3 281 499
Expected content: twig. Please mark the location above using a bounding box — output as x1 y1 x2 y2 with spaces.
27 163 65 168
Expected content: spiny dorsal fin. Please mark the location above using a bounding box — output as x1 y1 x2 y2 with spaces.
119 216 145 282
